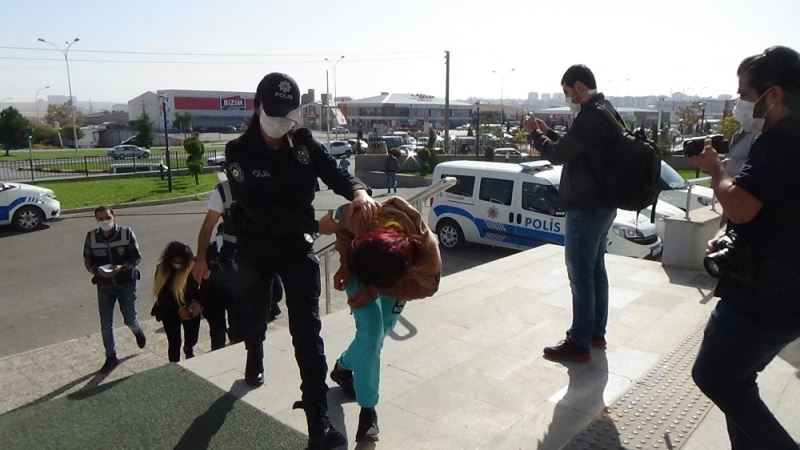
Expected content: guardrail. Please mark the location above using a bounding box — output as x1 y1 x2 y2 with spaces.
684 176 716 219
0 149 226 183
315 176 457 314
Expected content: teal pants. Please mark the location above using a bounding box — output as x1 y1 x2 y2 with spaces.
337 277 404 408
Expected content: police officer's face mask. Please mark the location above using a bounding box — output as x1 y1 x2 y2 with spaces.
97 219 114 232
259 108 295 138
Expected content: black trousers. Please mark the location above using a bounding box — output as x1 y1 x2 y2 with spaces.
161 312 200 362
235 251 327 406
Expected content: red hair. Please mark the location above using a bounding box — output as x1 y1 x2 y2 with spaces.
348 228 423 288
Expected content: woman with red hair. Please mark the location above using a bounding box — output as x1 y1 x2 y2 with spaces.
330 196 442 443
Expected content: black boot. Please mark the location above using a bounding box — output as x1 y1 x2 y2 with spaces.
245 345 264 387
329 362 356 400
356 407 379 443
293 401 346 450
184 346 195 359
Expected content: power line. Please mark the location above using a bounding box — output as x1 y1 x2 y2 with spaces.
0 46 441 58
0 55 441 65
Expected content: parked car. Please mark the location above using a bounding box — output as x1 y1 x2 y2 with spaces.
396 144 417 157
428 160 662 259
346 139 369 154
659 161 714 210
493 148 524 158
207 154 226 165
331 126 349 134
107 145 151 159
0 182 61 231
324 141 352 158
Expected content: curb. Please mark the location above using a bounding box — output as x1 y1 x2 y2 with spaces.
62 191 213 215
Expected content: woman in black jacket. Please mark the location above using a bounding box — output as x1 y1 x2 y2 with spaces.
151 241 203 362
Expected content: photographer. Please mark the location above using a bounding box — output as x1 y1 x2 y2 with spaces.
690 46 800 450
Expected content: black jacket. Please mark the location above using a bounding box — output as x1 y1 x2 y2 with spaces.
83 225 142 286
224 126 367 258
530 93 619 210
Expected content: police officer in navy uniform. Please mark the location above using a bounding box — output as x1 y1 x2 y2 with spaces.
225 72 379 449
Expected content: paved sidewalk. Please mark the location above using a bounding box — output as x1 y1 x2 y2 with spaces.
3 245 799 449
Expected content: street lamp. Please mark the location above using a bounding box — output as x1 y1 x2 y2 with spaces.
159 94 173 192
475 100 481 157
35 86 50 122
492 68 515 130
38 37 80 151
325 56 345 136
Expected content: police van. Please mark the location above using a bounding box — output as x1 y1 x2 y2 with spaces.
428 160 663 259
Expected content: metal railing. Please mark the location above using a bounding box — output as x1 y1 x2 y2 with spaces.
684 176 716 219
316 176 457 314
0 149 226 183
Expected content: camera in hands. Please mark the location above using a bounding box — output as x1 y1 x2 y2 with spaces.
703 230 753 280
683 134 729 157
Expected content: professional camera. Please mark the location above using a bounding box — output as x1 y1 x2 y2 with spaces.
703 230 752 280
683 134 729 157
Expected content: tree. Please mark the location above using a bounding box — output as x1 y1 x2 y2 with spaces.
61 124 84 144
184 136 205 185
719 115 741 141
44 102 83 128
32 122 61 147
676 107 699 136
173 112 193 137
133 112 155 148
0 107 30 155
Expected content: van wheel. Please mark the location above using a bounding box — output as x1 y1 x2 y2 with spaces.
12 206 45 232
436 219 464 250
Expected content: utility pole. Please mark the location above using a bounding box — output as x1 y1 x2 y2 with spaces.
325 70 331 144
444 50 450 155
160 94 173 192
475 101 481 158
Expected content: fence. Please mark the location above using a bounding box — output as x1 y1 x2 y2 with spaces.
0 149 226 183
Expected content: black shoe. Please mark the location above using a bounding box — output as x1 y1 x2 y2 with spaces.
543 339 591 362
134 331 146 349
356 407 380 443
565 330 607 349
99 356 119 374
330 362 356 400
245 346 264 387
184 347 195 359
294 402 347 450
267 306 281 323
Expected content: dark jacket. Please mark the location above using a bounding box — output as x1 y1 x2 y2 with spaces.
83 225 142 286
152 270 202 321
530 93 618 210
224 126 368 259
384 155 399 173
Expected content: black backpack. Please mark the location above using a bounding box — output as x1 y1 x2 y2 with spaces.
587 102 662 213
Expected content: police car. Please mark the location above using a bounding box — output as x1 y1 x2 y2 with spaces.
0 182 61 231
428 160 663 259
659 161 715 211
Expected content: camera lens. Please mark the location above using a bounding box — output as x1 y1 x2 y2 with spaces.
703 255 723 278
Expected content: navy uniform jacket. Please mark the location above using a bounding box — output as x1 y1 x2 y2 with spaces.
83 225 142 286
224 126 367 259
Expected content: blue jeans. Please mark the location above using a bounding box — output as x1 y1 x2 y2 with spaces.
97 283 142 358
564 208 616 349
338 277 404 408
692 301 800 450
386 172 397 192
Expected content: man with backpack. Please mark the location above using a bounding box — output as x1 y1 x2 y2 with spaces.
524 64 621 363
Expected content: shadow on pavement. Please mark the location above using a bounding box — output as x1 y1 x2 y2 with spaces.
173 381 248 450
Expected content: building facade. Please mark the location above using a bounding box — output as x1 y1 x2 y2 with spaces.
340 93 473 132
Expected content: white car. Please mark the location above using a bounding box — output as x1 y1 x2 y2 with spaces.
0 182 61 231
659 161 715 211
396 144 417 157
347 139 369 154
324 141 352 158
494 148 524 157
428 160 662 259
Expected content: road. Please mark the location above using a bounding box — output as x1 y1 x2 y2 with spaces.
0 182 515 357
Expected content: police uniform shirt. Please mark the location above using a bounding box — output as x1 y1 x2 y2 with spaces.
225 126 367 258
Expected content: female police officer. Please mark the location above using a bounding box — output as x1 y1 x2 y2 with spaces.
224 72 378 449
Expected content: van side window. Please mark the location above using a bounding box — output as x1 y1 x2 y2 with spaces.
479 178 513 206
522 182 562 215
442 174 475 197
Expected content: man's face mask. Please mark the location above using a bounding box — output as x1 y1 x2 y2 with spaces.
97 219 114 232
732 88 773 133
259 108 295 138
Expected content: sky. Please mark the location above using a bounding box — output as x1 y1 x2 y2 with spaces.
1 0 799 105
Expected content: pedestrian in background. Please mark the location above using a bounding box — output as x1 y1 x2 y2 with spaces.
83 206 146 374
384 150 398 193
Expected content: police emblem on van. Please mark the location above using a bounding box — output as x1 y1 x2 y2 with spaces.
228 163 244 183
293 146 310 165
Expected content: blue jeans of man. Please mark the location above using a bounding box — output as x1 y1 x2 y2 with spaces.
97 283 142 358
338 277 404 408
692 300 800 450
564 208 616 349
386 172 397 193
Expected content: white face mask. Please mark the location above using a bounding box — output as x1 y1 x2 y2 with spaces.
732 89 772 133
565 88 597 113
98 219 114 232
259 108 295 138
171 262 184 270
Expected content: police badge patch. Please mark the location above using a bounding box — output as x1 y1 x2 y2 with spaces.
117 246 125 255
228 162 244 183
293 146 310 165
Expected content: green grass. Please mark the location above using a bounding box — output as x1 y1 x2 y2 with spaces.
678 169 712 185
0 364 307 450
0 146 225 161
37 173 219 209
